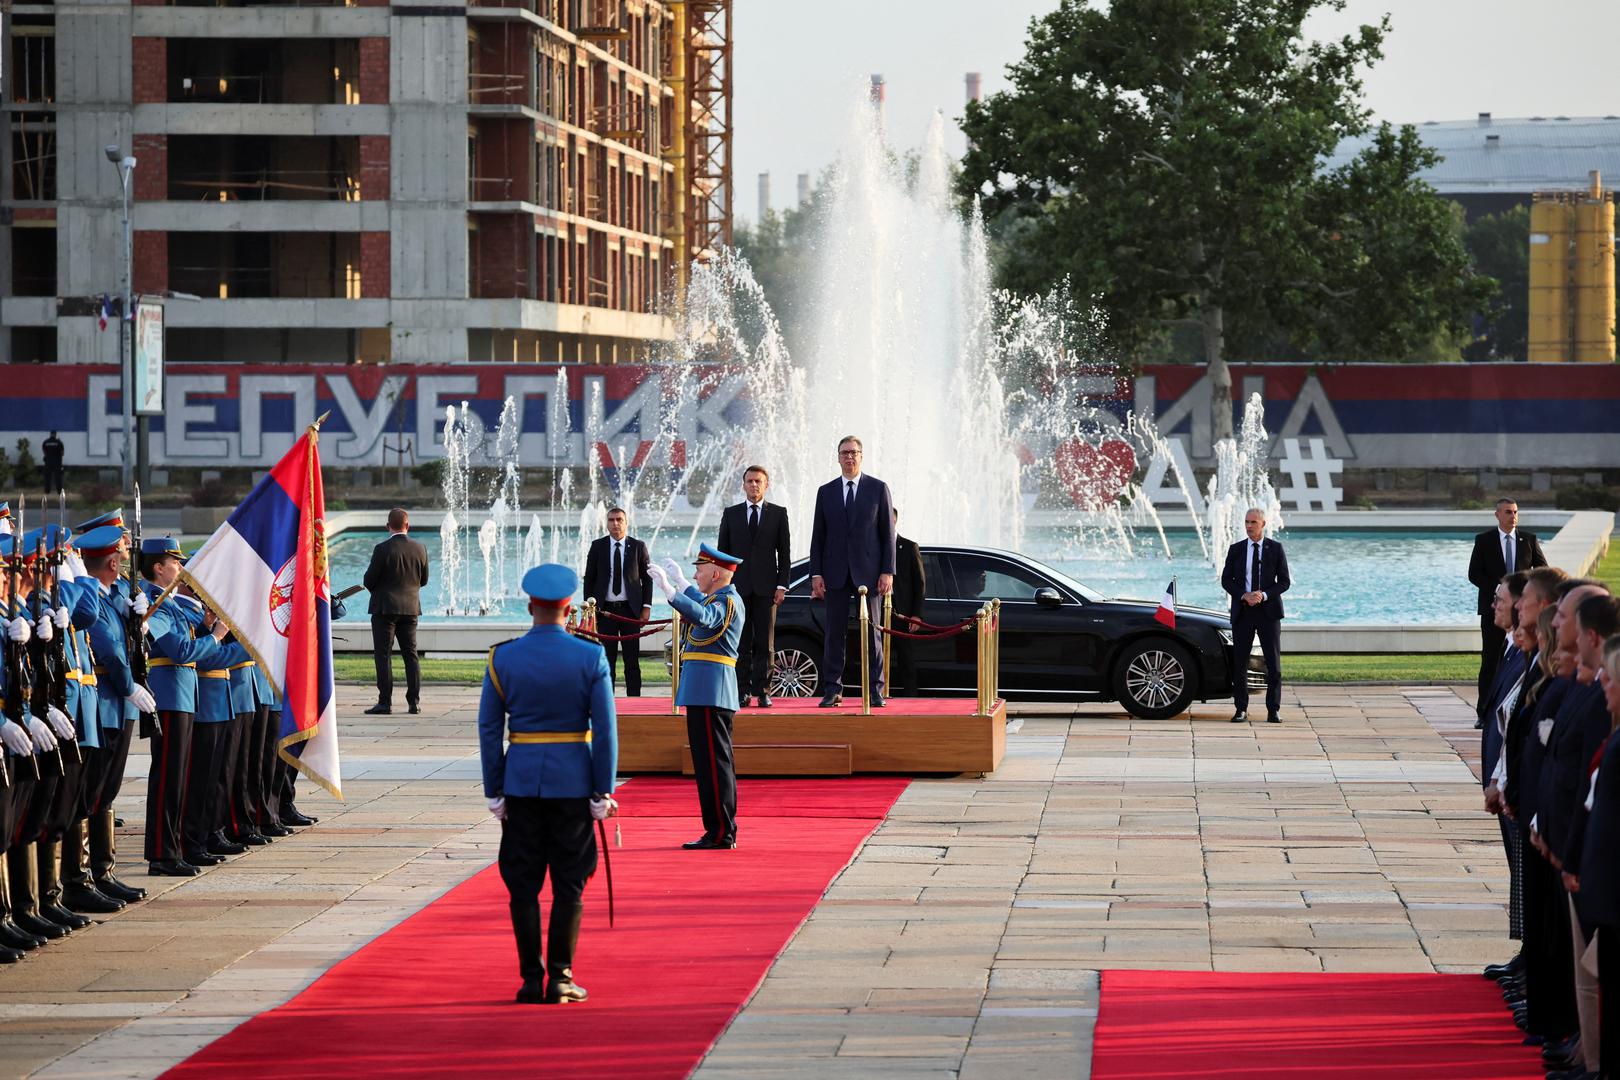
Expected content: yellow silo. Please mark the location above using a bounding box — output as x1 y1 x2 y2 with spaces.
1528 194 1574 362
1572 171 1616 363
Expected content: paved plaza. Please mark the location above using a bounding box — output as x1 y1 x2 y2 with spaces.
0 682 1504 1079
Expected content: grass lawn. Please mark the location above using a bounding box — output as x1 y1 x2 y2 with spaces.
1593 539 1619 593
337 653 1478 687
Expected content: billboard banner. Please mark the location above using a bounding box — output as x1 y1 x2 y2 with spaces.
0 361 1613 472
132 302 165 416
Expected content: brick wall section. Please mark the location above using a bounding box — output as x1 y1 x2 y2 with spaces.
133 232 167 295
132 134 167 202
359 38 389 104
131 38 166 103
359 136 390 201
473 214 529 298
359 232 390 298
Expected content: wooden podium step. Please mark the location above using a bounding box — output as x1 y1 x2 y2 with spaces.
681 743 853 776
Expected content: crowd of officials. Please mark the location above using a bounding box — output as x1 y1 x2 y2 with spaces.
0 504 315 965
1470 504 1620 1080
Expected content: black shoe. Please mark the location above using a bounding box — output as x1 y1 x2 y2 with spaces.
682 834 717 849
682 835 736 850
260 823 293 838
0 918 47 950
818 695 843 708
237 832 271 846
62 884 125 914
407 702 420 715
280 810 317 827
15 912 69 940
1484 954 1524 980
757 694 773 708
1473 717 1484 729
544 972 589 1004
208 838 247 857
1230 711 1248 723
115 817 126 828
149 860 201 877
96 876 146 903
0 943 20 964
42 902 92 931
869 694 886 708
364 703 392 715
1266 714 1281 724
515 978 547 1005
738 695 752 709
185 851 225 867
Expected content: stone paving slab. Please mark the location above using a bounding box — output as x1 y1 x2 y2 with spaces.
1 684 1510 1080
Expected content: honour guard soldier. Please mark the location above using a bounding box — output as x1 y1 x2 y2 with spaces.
479 564 618 1005
647 544 745 851
0 501 11 536
138 537 242 875
73 521 155 904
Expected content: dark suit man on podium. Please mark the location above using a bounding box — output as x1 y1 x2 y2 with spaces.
809 435 895 709
1221 507 1291 724
582 507 653 696
717 466 791 708
364 507 429 715
1467 498 1546 709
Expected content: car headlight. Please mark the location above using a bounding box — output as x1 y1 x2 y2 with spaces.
1217 628 1233 646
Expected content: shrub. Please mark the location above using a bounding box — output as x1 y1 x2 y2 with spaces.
1554 485 1620 512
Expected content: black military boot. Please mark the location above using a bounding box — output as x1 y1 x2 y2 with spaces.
61 818 124 913
91 809 145 903
543 904 588 1004
0 857 47 951
511 902 545 1004
9 844 69 940
39 839 92 930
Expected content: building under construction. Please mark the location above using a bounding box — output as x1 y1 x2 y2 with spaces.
0 0 731 364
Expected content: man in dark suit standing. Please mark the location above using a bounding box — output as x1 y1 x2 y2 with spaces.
809 435 895 708
1468 498 1547 707
717 466 791 707
1221 507 1291 724
363 507 429 715
582 507 653 696
889 507 926 698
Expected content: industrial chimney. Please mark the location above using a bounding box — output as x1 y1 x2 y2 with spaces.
965 72 983 104
757 172 771 221
797 172 811 207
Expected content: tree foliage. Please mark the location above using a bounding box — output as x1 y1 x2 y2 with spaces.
1461 206 1529 361
958 0 1495 435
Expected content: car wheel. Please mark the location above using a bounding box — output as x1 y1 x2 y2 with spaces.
1112 638 1196 720
769 638 821 699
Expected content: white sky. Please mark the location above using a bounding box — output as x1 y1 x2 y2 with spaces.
733 0 1620 223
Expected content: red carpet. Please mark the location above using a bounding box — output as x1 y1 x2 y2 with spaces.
1091 970 1544 1079
615 694 989 716
164 777 907 1080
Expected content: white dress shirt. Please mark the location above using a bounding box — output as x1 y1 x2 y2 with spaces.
606 538 628 602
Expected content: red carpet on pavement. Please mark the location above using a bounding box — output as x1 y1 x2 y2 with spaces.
164 777 907 1080
1090 970 1545 1079
613 694 986 716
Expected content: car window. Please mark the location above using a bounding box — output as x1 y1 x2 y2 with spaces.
942 553 1046 601
919 552 952 598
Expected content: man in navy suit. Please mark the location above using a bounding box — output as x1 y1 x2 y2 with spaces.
1220 507 1291 723
808 436 895 708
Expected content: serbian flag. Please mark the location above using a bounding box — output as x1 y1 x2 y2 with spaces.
1154 578 1177 628
182 419 341 798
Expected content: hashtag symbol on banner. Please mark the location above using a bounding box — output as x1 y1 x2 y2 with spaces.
1278 437 1343 511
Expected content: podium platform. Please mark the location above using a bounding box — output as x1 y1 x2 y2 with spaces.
615 696 1006 777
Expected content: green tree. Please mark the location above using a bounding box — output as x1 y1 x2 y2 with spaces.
1461 206 1529 361
12 438 37 488
958 0 1494 437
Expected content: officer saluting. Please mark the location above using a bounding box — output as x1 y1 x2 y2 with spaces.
648 543 745 851
479 564 618 1006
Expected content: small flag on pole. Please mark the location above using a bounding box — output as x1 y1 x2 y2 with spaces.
97 295 113 332
1154 578 1177 628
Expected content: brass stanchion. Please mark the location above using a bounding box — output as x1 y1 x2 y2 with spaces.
669 611 683 705
881 591 893 695
584 598 598 635
974 603 987 715
858 585 872 716
989 598 1001 707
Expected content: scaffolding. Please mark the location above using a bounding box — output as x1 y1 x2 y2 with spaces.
684 0 730 264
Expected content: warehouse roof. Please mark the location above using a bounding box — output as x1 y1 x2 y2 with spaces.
1326 114 1620 194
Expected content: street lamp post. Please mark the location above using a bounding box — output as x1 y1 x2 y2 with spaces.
105 145 137 494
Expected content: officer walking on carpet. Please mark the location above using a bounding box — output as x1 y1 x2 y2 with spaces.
648 544 745 851
479 564 618 1006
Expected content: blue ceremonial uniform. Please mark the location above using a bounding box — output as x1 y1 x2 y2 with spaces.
59 577 102 750
81 578 135 732
669 583 744 711
140 587 246 716
482 562 616 1005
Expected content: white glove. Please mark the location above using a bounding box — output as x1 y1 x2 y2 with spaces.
53 605 70 630
132 591 150 617
46 705 75 741
67 552 88 579
25 713 57 753
55 562 76 586
487 796 507 820
33 616 53 644
126 684 157 715
0 720 32 755
645 562 675 601
6 616 31 645
589 795 618 821
660 558 692 594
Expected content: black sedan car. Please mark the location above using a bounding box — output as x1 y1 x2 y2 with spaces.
761 545 1249 720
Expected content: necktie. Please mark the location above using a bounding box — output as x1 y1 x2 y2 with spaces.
1251 542 1261 597
748 504 759 541
611 540 623 597
1503 533 1514 572
846 480 855 507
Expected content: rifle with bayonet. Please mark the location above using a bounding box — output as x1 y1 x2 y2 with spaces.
37 520 80 766
4 495 40 780
27 528 69 773
128 485 159 739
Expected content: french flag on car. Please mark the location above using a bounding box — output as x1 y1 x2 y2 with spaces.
182 418 342 798
1154 578 1177 629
